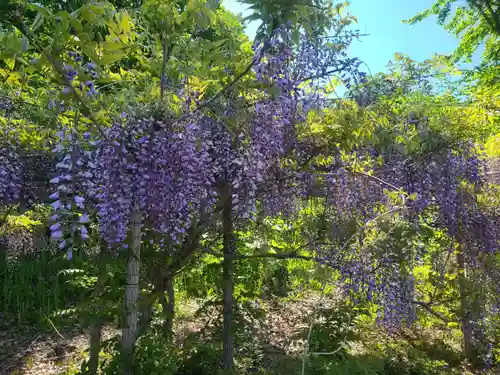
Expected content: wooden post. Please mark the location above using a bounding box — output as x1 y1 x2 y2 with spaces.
222 184 235 370
122 205 142 375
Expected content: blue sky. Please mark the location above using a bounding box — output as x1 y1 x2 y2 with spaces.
222 0 461 75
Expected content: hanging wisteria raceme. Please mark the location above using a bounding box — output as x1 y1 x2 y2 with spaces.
62 51 100 98
95 116 215 246
338 248 416 329
137 120 215 242
46 24 365 248
189 29 303 221
0 96 13 116
0 138 22 205
334 139 500 331
45 51 102 253
380 142 500 257
251 24 362 113
94 121 136 246
377 269 416 331
226 24 358 220
48 125 95 257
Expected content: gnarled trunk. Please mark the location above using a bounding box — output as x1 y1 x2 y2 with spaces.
159 274 175 342
88 241 108 374
222 185 235 370
122 206 142 375
457 249 475 362
138 293 154 336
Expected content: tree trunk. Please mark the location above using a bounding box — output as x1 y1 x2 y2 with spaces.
165 274 175 341
158 274 175 342
138 293 154 336
0 237 6 275
457 249 475 362
138 266 159 337
17 163 26 213
408 242 417 322
122 206 142 375
222 186 235 370
88 241 108 374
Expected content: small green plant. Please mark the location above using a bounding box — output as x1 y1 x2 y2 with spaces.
176 343 223 375
309 302 359 360
135 333 178 375
96 332 178 375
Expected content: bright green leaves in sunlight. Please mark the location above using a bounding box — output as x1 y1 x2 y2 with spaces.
404 0 499 62
240 0 356 42
73 4 137 66
141 0 218 34
0 32 29 63
404 0 499 99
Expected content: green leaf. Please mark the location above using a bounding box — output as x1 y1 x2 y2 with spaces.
211 38 228 49
203 7 216 24
81 42 100 62
31 12 45 32
243 13 262 23
292 29 300 45
28 4 52 18
20 37 29 53
5 58 15 70
195 12 209 28
99 51 127 66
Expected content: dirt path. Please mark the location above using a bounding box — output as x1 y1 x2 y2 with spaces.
0 296 325 375
0 325 118 375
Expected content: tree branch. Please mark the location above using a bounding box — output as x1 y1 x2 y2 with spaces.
0 206 14 229
13 19 110 141
161 192 231 279
203 248 318 262
301 63 353 82
411 300 457 323
351 170 401 191
470 0 500 35
175 59 256 124
160 40 173 102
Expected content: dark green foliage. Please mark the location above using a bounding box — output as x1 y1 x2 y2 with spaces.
0 251 91 326
0 0 498 374
308 303 358 360
134 333 178 375
319 355 446 375
177 343 223 375
265 264 291 297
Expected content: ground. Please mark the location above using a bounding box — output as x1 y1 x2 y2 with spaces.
0 325 118 375
0 295 492 375
0 296 331 375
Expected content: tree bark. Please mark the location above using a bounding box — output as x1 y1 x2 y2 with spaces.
17 164 26 213
138 263 162 337
122 206 142 375
457 249 474 362
157 274 175 342
88 241 108 374
138 292 154 336
408 240 417 322
165 274 175 341
222 185 235 370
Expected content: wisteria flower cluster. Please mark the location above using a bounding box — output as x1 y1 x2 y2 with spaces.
95 116 214 246
48 125 95 258
333 141 500 330
0 132 22 205
62 52 99 98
